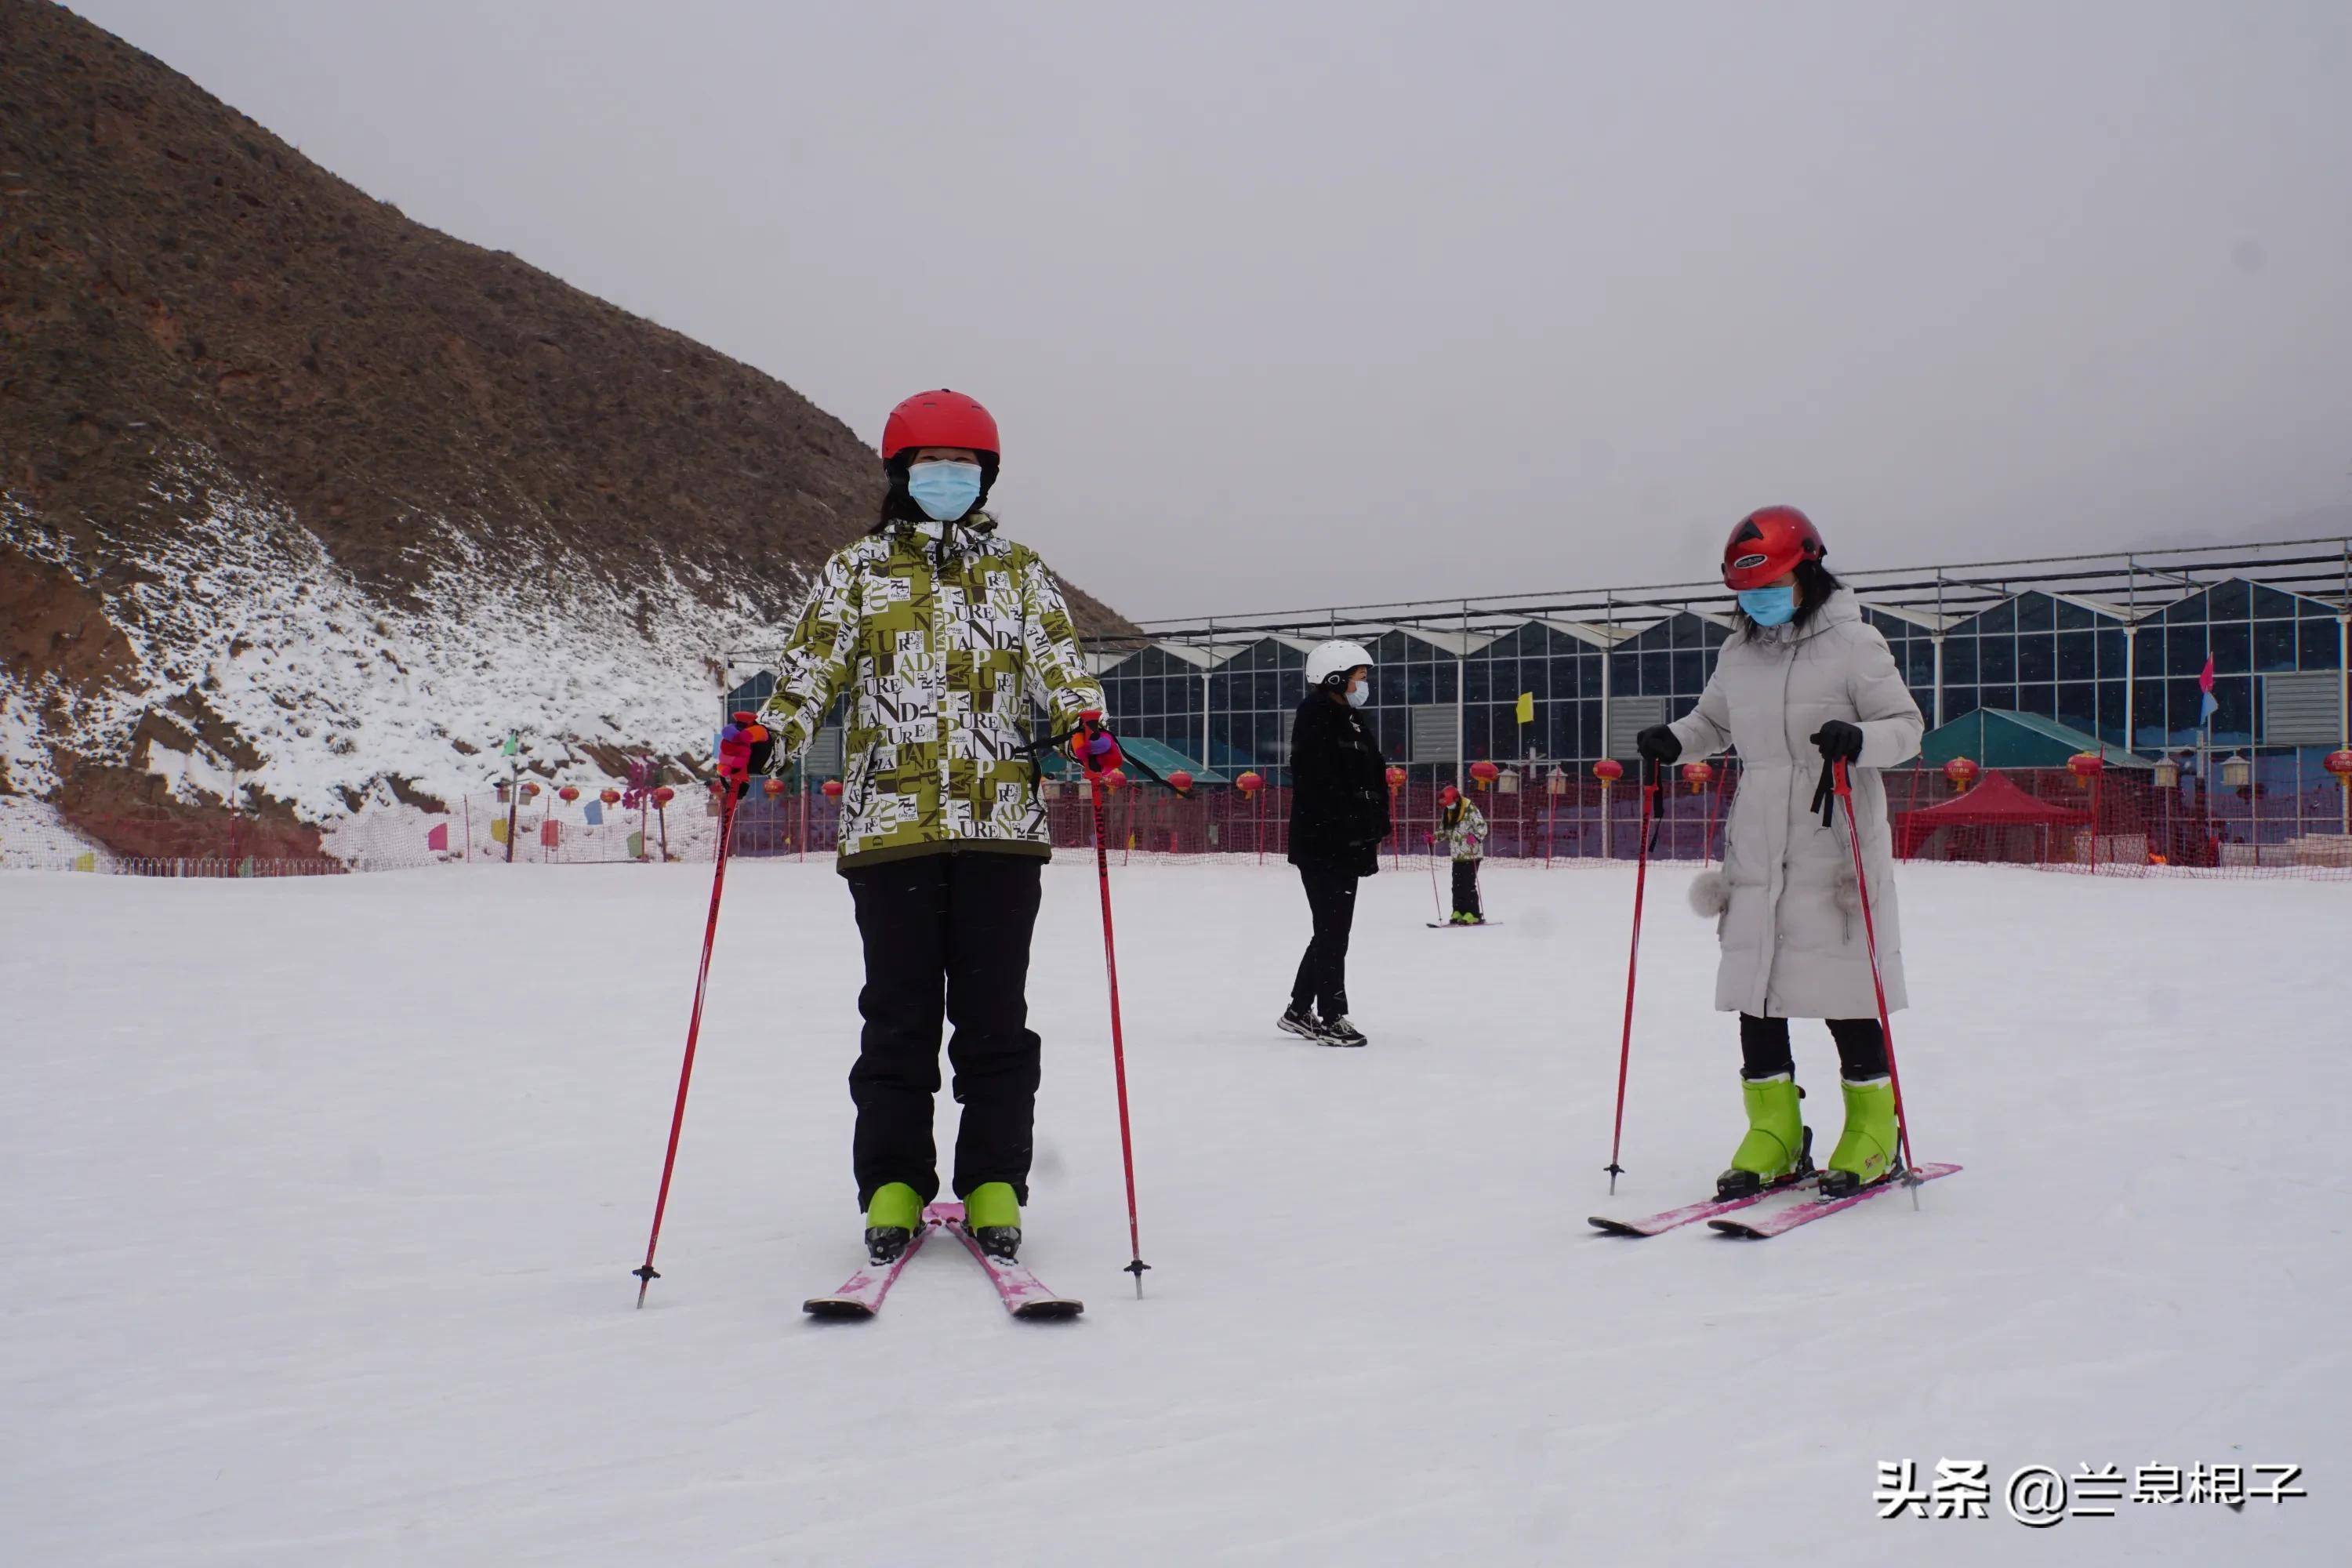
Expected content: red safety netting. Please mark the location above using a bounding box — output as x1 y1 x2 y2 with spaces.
1893 771 2089 862
27 764 2349 880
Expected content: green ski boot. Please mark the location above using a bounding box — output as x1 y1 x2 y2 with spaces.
1820 1078 1900 1197
964 1181 1022 1262
864 1181 923 1265
1716 1073 1812 1200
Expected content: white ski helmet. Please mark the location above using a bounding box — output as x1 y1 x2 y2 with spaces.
1303 639 1374 692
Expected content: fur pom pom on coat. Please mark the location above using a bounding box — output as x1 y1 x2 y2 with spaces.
1689 870 1730 917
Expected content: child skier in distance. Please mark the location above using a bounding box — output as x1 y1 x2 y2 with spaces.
745 390 1109 1268
1635 506 1924 1200
1432 784 1486 924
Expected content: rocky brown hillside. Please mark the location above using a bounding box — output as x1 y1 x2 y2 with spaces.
0 0 1135 857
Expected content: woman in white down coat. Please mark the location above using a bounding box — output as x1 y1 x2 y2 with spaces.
1635 506 1924 1200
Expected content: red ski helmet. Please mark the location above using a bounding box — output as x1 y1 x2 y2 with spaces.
1439 785 1461 807
881 390 1000 462
1721 506 1826 591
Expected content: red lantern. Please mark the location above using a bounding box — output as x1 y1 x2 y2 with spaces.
1236 771 1264 797
1468 760 1501 790
1593 758 1624 786
599 788 621 806
652 786 674 806
2066 751 2106 788
1102 768 1128 790
1681 760 1714 794
1167 770 1194 793
822 779 844 800
1944 757 1980 792
1385 765 1406 793
557 785 579 803
763 775 787 797
2325 750 2352 788
519 781 540 799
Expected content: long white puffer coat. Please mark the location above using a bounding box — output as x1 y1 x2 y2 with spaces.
1668 593 1924 1019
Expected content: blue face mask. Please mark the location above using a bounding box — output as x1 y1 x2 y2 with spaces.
1346 679 1371 709
1738 586 1798 626
906 460 983 523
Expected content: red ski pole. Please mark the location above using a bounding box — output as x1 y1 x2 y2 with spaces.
1073 717 1150 1295
1602 769 1658 1193
1831 759 1922 1202
1087 777 1152 1295
1426 829 1446 923
631 784 744 1306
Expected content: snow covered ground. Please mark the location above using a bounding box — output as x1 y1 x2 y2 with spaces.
4 858 2343 1565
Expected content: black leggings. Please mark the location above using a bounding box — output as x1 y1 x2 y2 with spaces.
1740 1014 1888 1082
844 853 1044 1211
1450 860 1482 917
1290 866 1359 1018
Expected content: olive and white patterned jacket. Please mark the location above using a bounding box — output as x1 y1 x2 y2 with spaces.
1436 800 1488 862
759 514 1105 872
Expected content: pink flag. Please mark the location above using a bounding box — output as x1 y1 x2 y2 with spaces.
426 822 450 851
2197 653 2219 724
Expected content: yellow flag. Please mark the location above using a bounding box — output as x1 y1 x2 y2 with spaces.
1515 691 1535 725
489 818 510 844
74 851 96 873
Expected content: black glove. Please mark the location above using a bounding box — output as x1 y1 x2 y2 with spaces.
1634 725 1682 765
746 732 776 776
1810 720 1864 764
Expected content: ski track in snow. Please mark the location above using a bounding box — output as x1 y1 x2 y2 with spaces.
3 862 2344 1565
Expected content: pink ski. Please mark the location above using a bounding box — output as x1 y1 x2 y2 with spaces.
929 1202 1084 1320
1589 1185 1791 1237
802 1215 940 1319
1709 1162 1962 1239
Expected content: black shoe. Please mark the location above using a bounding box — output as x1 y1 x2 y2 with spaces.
1278 1005 1325 1041
1318 1014 1368 1047
972 1225 1021 1262
1715 1168 1762 1200
1817 1166 1899 1200
865 1225 914 1266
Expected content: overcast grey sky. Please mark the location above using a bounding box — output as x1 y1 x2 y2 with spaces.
70 0 2352 620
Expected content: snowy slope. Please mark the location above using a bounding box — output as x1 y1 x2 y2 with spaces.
2 459 786 818
2 862 2343 1565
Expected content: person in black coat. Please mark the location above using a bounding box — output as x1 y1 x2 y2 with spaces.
1279 640 1391 1047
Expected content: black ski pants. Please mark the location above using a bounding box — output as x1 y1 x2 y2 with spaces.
844 851 1043 1211
1450 859 1483 918
1738 1014 1889 1082
1290 866 1359 1019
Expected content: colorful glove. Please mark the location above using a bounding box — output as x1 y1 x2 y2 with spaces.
717 710 772 798
1069 710 1124 776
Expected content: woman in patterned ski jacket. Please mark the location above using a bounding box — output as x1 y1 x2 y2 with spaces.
753 390 1104 1268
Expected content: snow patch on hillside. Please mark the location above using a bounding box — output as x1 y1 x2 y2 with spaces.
0 795 114 868
0 452 810 822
